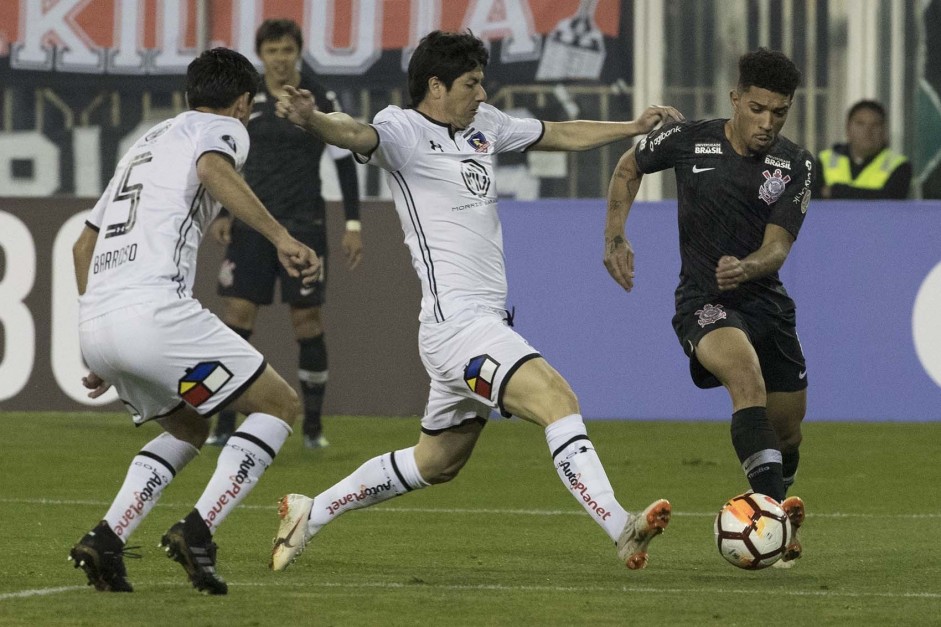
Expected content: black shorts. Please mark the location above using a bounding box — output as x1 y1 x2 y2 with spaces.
217 225 327 307
672 299 807 393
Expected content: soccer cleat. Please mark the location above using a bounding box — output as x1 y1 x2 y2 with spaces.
303 434 330 450
779 495 805 563
270 494 315 571
159 509 228 595
616 499 672 570
207 412 237 446
204 431 231 447
68 520 139 592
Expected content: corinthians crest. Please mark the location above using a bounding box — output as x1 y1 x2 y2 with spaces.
695 303 727 328
759 168 791 205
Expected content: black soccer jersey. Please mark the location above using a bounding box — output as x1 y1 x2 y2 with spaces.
239 73 337 229
635 119 814 312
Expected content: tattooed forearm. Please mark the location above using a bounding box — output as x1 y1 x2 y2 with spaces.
606 235 626 254
624 176 640 198
606 149 644 228
613 163 641 195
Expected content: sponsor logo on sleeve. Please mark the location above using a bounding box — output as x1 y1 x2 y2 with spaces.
221 134 238 152
793 186 812 214
647 124 682 152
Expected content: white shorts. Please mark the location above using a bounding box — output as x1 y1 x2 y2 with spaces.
79 297 265 424
418 307 540 433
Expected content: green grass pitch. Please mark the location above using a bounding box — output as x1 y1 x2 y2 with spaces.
0 413 938 625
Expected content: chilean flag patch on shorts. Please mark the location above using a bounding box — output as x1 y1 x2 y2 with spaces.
178 361 233 407
464 355 499 400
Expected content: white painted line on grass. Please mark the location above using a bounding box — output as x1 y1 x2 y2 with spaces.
2 497 938 519
0 586 86 601
3 580 939 602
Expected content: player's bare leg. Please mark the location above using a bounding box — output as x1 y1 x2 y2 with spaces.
767 390 806 494
766 390 806 569
697 327 786 501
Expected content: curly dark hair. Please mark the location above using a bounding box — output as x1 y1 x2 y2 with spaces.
737 48 801 98
407 30 489 107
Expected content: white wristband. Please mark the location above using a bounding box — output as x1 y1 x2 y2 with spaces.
345 220 362 232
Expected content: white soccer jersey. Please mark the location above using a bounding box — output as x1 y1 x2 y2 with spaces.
80 111 249 320
362 103 544 323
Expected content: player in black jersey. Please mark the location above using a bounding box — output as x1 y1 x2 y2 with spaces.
604 49 812 567
207 19 363 450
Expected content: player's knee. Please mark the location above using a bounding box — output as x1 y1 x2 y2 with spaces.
724 364 766 404
768 407 803 450
164 414 210 448
422 463 462 485
538 385 579 421
417 455 468 484
507 373 580 425
278 387 302 426
259 383 300 427
777 425 802 451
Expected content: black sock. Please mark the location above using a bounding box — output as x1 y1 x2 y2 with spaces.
213 325 252 435
299 335 328 438
782 448 800 494
730 406 785 501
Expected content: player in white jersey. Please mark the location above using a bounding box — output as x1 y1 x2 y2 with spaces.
68 48 320 596
269 31 684 573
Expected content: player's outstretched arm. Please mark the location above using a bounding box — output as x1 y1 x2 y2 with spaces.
196 152 321 284
603 147 645 292
277 85 379 155
535 105 684 152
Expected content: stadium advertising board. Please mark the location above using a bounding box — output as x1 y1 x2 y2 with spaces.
0 1 628 197
2 199 940 421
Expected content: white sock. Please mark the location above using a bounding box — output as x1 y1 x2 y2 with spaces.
194 412 291 534
307 447 429 535
546 414 629 542
104 432 199 542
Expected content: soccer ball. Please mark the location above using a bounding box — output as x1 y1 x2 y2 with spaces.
714 492 792 569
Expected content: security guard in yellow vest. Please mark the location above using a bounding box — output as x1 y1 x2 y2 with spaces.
814 100 912 199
